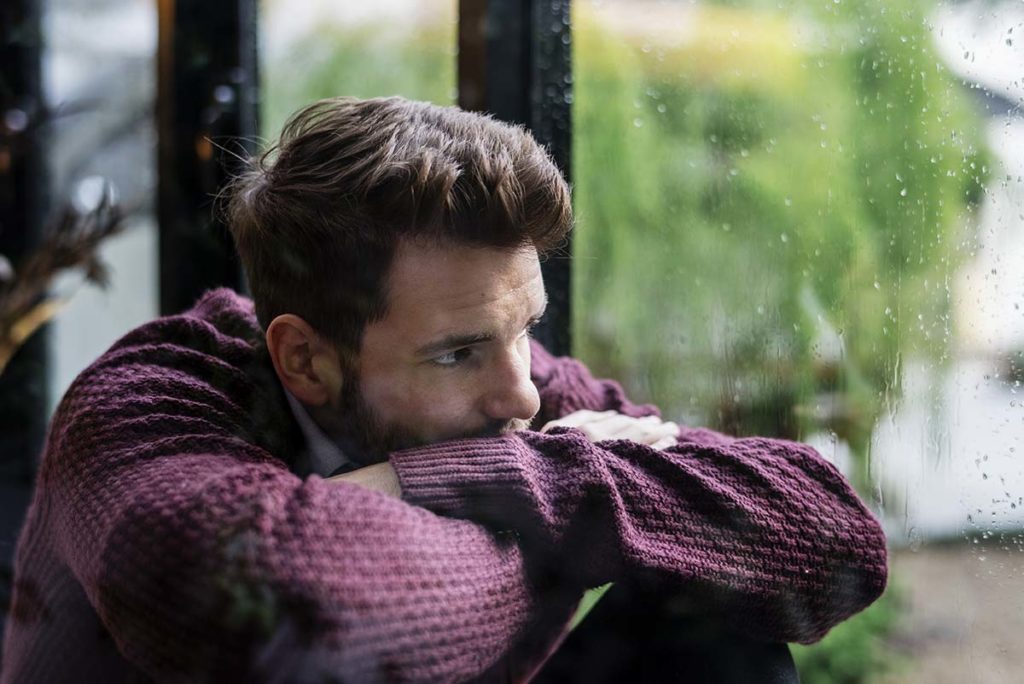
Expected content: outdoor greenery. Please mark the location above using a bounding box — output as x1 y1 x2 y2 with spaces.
263 0 989 680
791 582 907 683
572 0 988 473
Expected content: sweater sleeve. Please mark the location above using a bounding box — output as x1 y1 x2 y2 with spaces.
391 429 887 646
42 340 538 682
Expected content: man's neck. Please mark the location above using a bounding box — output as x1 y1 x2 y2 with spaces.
284 392 358 476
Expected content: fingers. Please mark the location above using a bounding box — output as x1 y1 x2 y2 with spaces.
594 413 642 437
541 410 679 449
651 436 678 450
541 409 615 433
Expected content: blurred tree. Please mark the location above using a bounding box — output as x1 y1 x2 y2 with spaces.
571 0 988 485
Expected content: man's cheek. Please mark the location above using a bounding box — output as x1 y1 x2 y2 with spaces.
411 390 476 441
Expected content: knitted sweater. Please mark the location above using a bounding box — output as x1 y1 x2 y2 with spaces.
1 289 887 683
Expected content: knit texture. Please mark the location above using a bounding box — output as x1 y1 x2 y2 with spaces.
1 289 887 683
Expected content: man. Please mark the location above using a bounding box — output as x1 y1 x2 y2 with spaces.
2 97 887 682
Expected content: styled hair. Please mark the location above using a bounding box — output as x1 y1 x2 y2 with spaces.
226 96 572 355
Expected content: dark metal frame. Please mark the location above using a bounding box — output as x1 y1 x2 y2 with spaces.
459 0 573 356
156 0 259 316
0 0 47 480
0 0 46 636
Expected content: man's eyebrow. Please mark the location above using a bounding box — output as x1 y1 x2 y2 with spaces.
416 332 495 358
416 296 548 358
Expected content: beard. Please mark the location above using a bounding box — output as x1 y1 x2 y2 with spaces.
331 373 530 466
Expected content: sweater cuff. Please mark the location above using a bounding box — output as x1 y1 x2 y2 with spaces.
389 436 529 516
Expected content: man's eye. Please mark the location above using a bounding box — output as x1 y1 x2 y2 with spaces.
433 348 473 367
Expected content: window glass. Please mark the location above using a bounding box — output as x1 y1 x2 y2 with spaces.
573 0 1018 680
260 0 456 140
45 0 159 410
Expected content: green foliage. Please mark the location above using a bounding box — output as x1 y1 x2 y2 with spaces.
791 583 905 684
572 0 988 468
262 20 455 142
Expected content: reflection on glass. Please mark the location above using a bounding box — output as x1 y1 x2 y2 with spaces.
574 0 1020 681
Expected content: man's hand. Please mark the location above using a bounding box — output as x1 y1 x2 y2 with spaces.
541 410 678 450
327 462 402 498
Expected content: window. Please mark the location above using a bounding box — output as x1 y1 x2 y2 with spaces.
572 0 1019 680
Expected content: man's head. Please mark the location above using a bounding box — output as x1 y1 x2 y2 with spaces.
227 96 571 461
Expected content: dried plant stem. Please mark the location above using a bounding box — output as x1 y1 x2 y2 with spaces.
0 298 67 374
0 191 125 378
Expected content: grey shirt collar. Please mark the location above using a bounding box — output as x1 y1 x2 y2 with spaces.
284 391 353 477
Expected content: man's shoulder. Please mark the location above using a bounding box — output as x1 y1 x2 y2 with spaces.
90 288 262 371
46 288 297 470
56 288 270 423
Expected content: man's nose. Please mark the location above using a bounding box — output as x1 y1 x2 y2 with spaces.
481 349 541 424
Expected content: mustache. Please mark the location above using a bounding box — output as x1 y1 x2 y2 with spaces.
465 417 531 440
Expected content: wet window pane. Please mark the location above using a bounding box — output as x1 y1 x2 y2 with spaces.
573 0 1019 680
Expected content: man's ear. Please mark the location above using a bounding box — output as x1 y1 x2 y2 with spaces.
265 314 344 407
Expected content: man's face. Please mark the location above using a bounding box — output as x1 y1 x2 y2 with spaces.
333 240 547 460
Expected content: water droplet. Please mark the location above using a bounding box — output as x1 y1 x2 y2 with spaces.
213 85 234 104
908 526 922 551
780 233 789 243
3 108 27 132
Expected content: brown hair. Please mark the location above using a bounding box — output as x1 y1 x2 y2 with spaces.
226 96 572 355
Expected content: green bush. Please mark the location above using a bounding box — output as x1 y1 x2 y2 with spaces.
262 20 455 141
791 583 906 683
572 0 988 473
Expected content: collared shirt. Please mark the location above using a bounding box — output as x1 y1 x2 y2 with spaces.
284 390 354 477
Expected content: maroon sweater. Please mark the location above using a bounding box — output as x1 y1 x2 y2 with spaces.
1 289 887 682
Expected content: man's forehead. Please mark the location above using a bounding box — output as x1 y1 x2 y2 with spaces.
387 240 545 311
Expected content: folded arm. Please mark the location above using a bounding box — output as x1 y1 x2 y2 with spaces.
391 426 887 645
